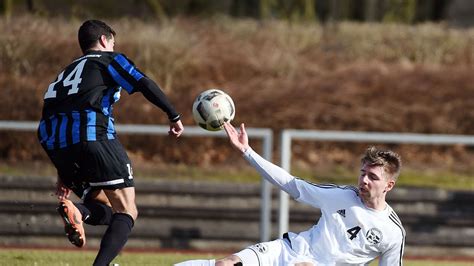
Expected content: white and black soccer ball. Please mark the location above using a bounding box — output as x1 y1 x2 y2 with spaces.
192 89 235 131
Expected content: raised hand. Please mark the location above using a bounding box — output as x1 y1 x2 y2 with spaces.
223 122 249 153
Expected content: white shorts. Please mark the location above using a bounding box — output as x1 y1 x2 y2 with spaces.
234 238 316 266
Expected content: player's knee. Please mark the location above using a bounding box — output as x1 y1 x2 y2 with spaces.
127 207 138 221
119 203 138 221
133 208 138 220
116 205 138 221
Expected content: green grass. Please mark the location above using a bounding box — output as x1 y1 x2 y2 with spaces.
291 166 474 191
0 249 218 266
0 249 471 266
397 169 474 190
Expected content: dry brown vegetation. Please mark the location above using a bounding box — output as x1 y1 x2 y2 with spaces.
1 16 474 186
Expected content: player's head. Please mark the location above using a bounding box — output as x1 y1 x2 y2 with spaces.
78 20 116 53
358 146 402 201
361 146 402 182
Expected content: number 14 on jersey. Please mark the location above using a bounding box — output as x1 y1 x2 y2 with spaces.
44 59 87 99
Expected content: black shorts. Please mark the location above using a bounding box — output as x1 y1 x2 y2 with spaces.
44 139 134 199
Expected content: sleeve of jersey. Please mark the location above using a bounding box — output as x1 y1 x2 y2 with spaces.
293 178 360 209
243 147 301 198
107 54 180 122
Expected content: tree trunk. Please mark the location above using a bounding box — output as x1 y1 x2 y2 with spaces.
259 0 274 20
364 0 378 21
146 0 167 23
302 0 316 21
2 0 13 20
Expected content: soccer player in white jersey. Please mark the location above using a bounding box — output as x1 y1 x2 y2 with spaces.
176 122 405 266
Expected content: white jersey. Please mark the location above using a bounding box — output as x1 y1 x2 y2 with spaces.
243 148 405 266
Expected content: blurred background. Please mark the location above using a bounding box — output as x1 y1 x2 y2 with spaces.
0 0 473 263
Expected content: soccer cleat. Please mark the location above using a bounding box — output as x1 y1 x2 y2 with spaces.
57 199 86 248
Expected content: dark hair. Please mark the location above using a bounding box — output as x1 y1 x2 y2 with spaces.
78 20 116 53
361 146 402 181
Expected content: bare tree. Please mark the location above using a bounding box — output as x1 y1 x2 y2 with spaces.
1 0 13 19
364 0 378 21
146 0 167 23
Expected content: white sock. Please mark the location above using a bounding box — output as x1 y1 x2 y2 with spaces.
174 259 215 266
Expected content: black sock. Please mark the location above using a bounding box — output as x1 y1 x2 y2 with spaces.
73 202 91 221
93 213 134 266
74 201 113 225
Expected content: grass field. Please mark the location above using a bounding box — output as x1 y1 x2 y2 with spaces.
0 248 472 266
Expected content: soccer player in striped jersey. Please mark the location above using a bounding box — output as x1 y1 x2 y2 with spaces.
38 20 183 266
176 123 405 266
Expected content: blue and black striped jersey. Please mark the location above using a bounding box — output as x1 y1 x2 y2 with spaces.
38 51 180 150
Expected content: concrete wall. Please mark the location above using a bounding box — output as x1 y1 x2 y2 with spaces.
0 175 473 258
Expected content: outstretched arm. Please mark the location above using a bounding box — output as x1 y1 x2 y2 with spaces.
224 122 300 198
138 78 183 138
107 54 183 137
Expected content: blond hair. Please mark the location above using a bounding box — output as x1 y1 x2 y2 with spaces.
361 146 402 181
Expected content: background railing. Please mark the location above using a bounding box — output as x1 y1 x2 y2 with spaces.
0 120 273 242
279 129 474 236
1 120 474 255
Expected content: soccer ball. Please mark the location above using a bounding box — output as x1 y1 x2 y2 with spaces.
192 89 235 131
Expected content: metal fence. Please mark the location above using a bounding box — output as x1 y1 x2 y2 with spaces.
2 121 474 241
0 120 274 242
278 129 474 236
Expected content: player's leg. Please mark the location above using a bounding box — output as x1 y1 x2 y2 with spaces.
93 187 137 266
215 255 242 266
176 239 283 266
81 139 136 266
46 144 89 248
56 197 87 247
174 259 216 266
231 239 288 266
226 249 259 266
174 255 240 266
74 189 114 226
102 186 138 219
52 153 116 246
56 185 114 248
